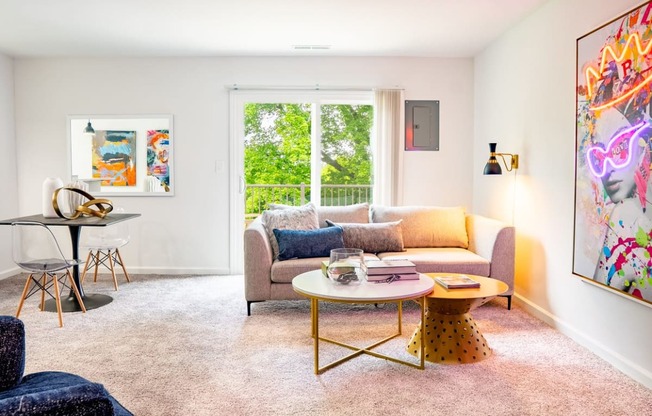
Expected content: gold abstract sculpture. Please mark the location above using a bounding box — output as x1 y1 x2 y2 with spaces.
52 187 114 220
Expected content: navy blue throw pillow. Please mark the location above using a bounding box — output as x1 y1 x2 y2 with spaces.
273 227 345 261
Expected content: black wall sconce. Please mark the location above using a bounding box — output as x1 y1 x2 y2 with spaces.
483 142 519 175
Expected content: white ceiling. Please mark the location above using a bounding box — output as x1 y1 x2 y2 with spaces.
0 0 549 58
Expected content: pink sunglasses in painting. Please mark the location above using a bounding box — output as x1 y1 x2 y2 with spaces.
586 121 650 178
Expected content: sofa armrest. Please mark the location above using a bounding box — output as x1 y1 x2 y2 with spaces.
466 214 515 295
244 216 273 301
0 316 25 392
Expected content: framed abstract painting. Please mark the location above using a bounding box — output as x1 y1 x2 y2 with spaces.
69 115 174 196
573 1 652 306
92 130 137 187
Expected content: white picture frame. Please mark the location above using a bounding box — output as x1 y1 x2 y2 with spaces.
67 114 174 196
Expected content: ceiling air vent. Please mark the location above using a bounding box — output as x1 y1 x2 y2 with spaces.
292 45 331 50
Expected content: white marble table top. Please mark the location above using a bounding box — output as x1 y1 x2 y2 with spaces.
292 269 435 302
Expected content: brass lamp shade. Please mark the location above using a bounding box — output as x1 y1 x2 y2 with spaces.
483 143 502 175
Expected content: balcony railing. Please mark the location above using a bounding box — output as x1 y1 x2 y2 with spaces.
245 183 372 220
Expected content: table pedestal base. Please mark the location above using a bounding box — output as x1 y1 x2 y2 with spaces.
44 294 113 312
407 311 491 364
407 296 497 364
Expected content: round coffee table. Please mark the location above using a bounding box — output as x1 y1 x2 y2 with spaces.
406 273 508 364
292 270 435 374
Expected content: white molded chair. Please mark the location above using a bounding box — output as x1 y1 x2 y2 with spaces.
12 221 86 327
80 208 132 291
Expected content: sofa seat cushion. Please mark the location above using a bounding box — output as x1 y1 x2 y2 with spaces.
371 205 469 249
271 254 380 284
377 248 490 276
0 371 116 416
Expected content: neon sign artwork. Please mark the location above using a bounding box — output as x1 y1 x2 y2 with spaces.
584 33 652 111
586 121 650 178
574 1 652 306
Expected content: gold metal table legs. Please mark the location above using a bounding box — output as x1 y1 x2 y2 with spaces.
310 297 426 374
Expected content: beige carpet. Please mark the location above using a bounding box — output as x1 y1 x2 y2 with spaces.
0 273 650 416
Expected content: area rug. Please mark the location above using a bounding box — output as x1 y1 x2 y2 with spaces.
0 274 649 415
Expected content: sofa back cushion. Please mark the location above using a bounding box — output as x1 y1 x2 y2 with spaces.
370 205 468 248
316 203 369 228
262 203 320 259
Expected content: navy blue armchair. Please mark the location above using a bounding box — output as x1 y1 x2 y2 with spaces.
0 316 132 415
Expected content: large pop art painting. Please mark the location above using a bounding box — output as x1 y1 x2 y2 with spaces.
574 2 652 306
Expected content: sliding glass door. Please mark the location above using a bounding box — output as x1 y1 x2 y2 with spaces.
229 90 373 273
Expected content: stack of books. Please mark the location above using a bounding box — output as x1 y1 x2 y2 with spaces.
365 259 418 282
434 275 480 289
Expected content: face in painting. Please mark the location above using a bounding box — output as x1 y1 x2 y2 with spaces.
588 110 648 203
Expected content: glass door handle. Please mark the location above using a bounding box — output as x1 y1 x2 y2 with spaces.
239 176 246 194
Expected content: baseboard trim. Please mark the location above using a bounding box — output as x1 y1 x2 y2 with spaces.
514 293 652 389
124 266 231 275
0 266 230 280
0 266 20 281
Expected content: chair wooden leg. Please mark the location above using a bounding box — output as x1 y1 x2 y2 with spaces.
115 248 131 283
52 273 63 328
107 249 119 291
40 273 47 311
16 273 35 318
81 250 93 284
93 250 101 283
67 270 87 313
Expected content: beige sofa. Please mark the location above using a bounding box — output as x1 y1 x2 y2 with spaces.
244 203 515 315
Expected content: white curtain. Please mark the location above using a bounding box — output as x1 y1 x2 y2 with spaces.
373 89 404 206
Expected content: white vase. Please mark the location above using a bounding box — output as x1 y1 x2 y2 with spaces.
66 179 89 214
42 177 64 218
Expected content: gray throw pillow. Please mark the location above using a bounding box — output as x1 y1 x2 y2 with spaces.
325 219 405 254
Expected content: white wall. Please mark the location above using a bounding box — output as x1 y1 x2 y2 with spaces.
474 0 651 388
0 53 18 278
11 57 474 274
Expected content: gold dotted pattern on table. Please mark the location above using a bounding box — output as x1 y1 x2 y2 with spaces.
407 306 493 364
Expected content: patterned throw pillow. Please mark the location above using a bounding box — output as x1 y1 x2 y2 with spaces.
262 203 320 260
273 227 344 261
325 220 405 254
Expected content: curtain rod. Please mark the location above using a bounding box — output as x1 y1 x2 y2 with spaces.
226 84 403 91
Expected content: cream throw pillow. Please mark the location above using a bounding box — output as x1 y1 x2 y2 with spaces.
370 205 468 248
262 203 320 259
